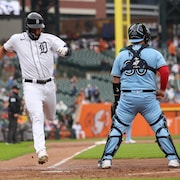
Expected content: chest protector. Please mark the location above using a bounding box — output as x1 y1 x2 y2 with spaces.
120 44 156 75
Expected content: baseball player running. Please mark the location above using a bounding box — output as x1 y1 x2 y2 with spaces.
0 12 70 164
98 23 180 169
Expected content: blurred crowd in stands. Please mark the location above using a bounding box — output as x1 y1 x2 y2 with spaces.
0 34 180 141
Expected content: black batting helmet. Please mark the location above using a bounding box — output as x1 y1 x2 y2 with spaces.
26 12 45 40
128 23 151 44
26 12 45 29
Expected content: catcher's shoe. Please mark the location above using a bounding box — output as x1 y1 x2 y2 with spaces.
97 159 112 169
38 150 48 165
168 159 180 168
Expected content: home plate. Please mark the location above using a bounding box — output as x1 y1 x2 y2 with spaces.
95 140 106 145
41 170 70 173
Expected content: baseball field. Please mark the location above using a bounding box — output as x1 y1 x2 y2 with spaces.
0 137 180 180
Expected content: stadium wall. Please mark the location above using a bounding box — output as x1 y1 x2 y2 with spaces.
78 103 180 138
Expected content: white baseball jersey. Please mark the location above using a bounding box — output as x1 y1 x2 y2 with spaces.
4 32 66 80
3 32 67 154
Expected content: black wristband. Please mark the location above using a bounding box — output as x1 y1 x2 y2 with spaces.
113 83 121 94
113 83 121 103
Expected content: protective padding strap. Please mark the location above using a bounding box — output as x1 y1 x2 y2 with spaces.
156 134 180 159
150 113 164 126
120 44 156 75
152 114 180 160
101 126 123 159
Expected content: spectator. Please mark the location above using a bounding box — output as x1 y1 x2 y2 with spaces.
72 121 86 139
168 41 177 65
164 83 175 103
84 84 92 101
75 89 85 105
94 86 102 103
7 85 22 144
98 38 108 53
59 121 72 139
7 76 14 90
70 75 78 96
56 100 68 113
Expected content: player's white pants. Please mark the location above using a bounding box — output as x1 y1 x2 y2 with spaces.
23 81 56 153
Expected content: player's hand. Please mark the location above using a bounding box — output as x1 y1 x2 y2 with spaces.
111 102 118 117
57 47 68 56
156 90 165 100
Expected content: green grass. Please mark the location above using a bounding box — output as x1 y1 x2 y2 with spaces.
0 138 180 180
74 142 180 159
0 141 34 160
0 137 180 161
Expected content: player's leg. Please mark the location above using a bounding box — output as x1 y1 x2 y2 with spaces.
143 98 180 167
43 81 56 121
150 113 180 167
98 114 131 169
7 118 13 143
12 118 18 143
98 92 137 169
23 83 47 164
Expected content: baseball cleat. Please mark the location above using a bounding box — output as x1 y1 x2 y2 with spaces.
168 159 180 168
38 150 48 164
97 159 112 169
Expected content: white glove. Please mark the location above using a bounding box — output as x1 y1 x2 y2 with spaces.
57 47 68 57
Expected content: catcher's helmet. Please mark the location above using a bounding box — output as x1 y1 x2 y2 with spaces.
128 23 151 44
26 12 45 40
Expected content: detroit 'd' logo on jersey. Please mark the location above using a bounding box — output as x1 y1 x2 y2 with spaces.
39 41 48 54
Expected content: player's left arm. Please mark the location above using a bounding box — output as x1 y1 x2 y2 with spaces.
111 76 121 116
156 65 169 100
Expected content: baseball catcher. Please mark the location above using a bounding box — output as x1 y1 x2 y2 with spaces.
98 23 180 169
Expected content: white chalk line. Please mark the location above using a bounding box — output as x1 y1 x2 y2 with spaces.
41 170 71 173
43 140 180 176
127 169 180 176
47 144 97 169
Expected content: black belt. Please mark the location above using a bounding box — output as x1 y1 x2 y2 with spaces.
122 90 156 92
24 78 52 84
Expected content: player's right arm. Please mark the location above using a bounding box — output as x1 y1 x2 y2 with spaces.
156 65 169 100
0 46 7 59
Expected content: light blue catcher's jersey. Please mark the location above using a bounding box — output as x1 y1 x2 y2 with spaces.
111 44 167 90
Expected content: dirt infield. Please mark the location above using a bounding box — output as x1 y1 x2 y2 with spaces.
0 140 180 180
